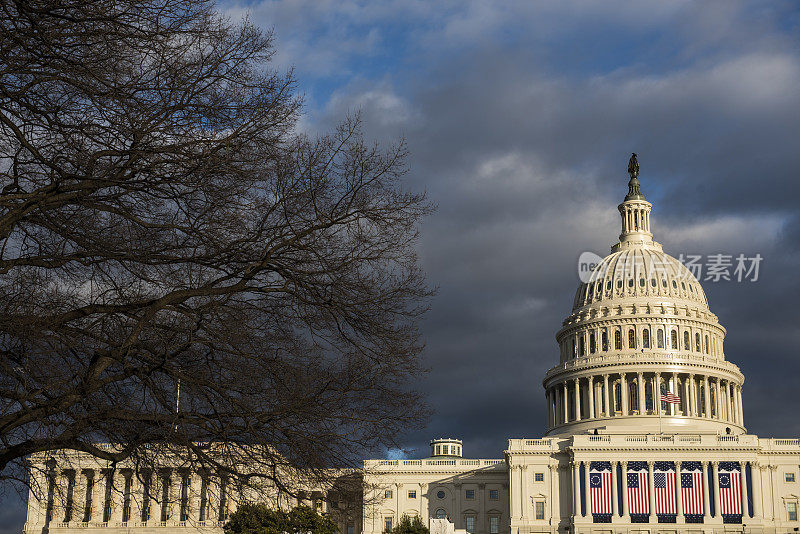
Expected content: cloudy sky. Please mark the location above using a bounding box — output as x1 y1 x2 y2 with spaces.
218 0 800 457
5 0 800 530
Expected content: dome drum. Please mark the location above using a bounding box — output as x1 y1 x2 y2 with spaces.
543 368 745 437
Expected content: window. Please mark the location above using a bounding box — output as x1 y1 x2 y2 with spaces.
671 330 678 349
589 332 596 353
704 335 709 354
628 329 636 349
384 517 393 532
629 382 638 412
466 515 476 533
408 490 416 499
437 490 446 499
642 329 650 348
180 474 190 522
435 445 441 455
683 331 690 350
657 329 664 348
627 278 633 288
639 278 645 287
535 501 545 520
614 330 622 350
348 525 355 534
786 473 796 483
601 330 608 351
695 333 701 352
489 516 500 534
789 502 798 521
614 382 622 413
385 490 393 499
534 473 544 482
435 509 447 519
578 336 585 356
465 489 475 499
489 489 499 500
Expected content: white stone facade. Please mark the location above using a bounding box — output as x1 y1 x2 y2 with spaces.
23 161 800 533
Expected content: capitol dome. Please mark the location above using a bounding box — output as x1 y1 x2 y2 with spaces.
543 154 744 437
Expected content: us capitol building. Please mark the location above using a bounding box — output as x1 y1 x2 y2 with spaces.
24 157 800 533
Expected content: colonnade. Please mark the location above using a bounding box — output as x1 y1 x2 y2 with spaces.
569 460 759 523
546 371 743 429
29 467 236 527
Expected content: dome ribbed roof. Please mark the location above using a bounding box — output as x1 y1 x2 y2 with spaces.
572 247 708 312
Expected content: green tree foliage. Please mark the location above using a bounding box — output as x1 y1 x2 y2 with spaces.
224 504 338 534
389 515 429 534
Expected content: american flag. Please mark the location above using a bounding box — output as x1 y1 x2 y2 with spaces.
626 462 649 515
654 462 677 515
681 461 704 516
660 385 680 404
589 462 613 516
718 462 742 516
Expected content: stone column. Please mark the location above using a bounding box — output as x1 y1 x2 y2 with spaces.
714 380 722 420
91 470 104 523
190 473 202 523
669 373 677 415
675 462 683 522
548 465 557 526
738 386 745 426
637 373 645 415
752 462 762 519
584 461 590 517
454 482 462 527
740 462 749 518
688 374 696 417
110 471 124 523
701 461 710 521
72 471 86 523
572 462 581 519
574 378 582 421
621 373 628 415
562 382 568 423
712 462 720 519
603 374 610 417
621 461 630 521
610 461 618 519
703 376 711 418
647 461 656 521
683 375 691 416
588 377 595 419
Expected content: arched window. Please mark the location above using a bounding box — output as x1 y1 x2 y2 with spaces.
671 330 678 350
683 331 690 351
657 329 665 348
629 382 638 413
628 329 636 349
589 332 596 354
614 330 622 350
704 335 709 354
614 382 622 413
435 509 447 519
601 330 608 352
644 380 653 411
695 333 701 352
642 329 650 349
578 336 585 356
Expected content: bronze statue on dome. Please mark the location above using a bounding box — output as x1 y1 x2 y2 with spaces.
628 152 639 179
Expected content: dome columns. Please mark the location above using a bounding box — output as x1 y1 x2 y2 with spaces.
544 369 745 435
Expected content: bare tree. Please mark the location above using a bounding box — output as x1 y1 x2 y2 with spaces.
0 0 432 498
